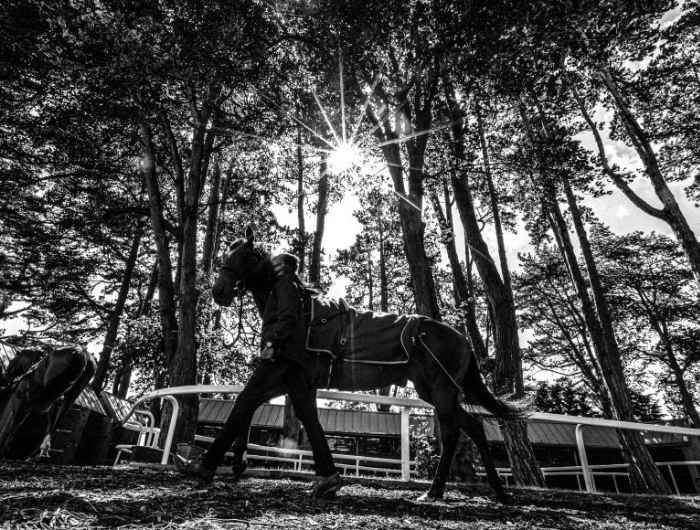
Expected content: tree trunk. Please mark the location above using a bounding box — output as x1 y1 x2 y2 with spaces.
575 73 700 288
308 159 329 287
561 175 671 493
140 120 179 437
139 121 178 379
376 224 392 412
462 230 488 362
451 170 543 486
171 104 214 444
283 146 317 444
378 223 388 313
666 352 700 427
366 246 374 310
201 157 222 277
114 366 132 399
366 103 440 319
645 304 700 427
524 85 669 492
385 146 440 318
476 103 513 294
296 126 307 275
429 188 486 360
527 85 669 490
451 176 521 394
92 226 142 390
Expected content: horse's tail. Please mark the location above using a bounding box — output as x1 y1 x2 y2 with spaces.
462 359 524 420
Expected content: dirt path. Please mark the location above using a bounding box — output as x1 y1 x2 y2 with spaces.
1 461 698 529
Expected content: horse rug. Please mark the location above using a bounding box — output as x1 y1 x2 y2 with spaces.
304 295 423 366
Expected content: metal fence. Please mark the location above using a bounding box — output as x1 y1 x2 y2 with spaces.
121 384 700 494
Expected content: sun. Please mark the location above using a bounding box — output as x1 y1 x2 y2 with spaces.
327 141 361 174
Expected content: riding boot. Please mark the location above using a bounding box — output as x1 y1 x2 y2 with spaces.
310 472 342 499
173 453 215 485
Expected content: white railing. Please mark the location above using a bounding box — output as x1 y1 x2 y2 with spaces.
478 461 700 495
193 435 414 478
120 384 700 494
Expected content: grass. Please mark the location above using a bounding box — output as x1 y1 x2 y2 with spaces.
1 461 698 529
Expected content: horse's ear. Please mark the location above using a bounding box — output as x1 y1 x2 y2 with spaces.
244 225 255 246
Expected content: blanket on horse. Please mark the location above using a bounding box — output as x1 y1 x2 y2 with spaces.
304 295 423 365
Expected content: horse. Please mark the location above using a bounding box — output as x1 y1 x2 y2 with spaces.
211 227 518 502
0 342 95 459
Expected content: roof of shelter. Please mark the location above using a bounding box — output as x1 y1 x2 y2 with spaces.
199 399 402 436
198 399 689 449
74 387 106 415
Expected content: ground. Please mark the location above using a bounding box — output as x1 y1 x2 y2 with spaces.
1 461 698 529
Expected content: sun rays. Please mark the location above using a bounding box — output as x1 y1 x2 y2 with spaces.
326 141 362 174
243 54 454 187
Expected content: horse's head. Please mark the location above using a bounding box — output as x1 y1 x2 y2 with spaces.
212 226 269 306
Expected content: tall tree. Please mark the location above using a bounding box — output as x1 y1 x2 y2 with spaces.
594 228 700 426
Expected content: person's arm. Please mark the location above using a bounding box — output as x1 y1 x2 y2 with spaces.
261 278 301 348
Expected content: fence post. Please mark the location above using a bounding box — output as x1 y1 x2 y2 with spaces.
575 424 595 493
666 464 680 494
400 406 410 481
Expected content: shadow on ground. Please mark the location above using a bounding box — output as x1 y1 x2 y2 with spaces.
1 461 698 529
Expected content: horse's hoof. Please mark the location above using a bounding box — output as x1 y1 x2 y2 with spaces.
496 492 512 505
173 453 215 485
417 491 442 502
310 472 342 499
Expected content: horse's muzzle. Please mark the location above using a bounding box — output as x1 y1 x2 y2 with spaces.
213 280 244 306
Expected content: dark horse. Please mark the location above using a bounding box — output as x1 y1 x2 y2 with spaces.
212 228 517 502
0 342 95 459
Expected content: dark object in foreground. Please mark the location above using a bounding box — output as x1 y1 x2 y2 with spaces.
0 343 95 459
203 227 521 502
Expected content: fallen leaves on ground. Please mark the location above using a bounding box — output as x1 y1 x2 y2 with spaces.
1 461 698 529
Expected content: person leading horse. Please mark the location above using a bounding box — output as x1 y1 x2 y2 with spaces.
176 237 342 498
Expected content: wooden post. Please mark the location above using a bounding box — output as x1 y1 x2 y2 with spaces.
401 406 410 481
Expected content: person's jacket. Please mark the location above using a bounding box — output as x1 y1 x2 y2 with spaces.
261 273 307 363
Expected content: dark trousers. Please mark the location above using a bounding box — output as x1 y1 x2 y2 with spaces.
202 359 336 476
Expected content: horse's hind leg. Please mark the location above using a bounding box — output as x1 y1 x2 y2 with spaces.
413 383 460 501
455 408 509 503
49 352 95 434
419 411 460 501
